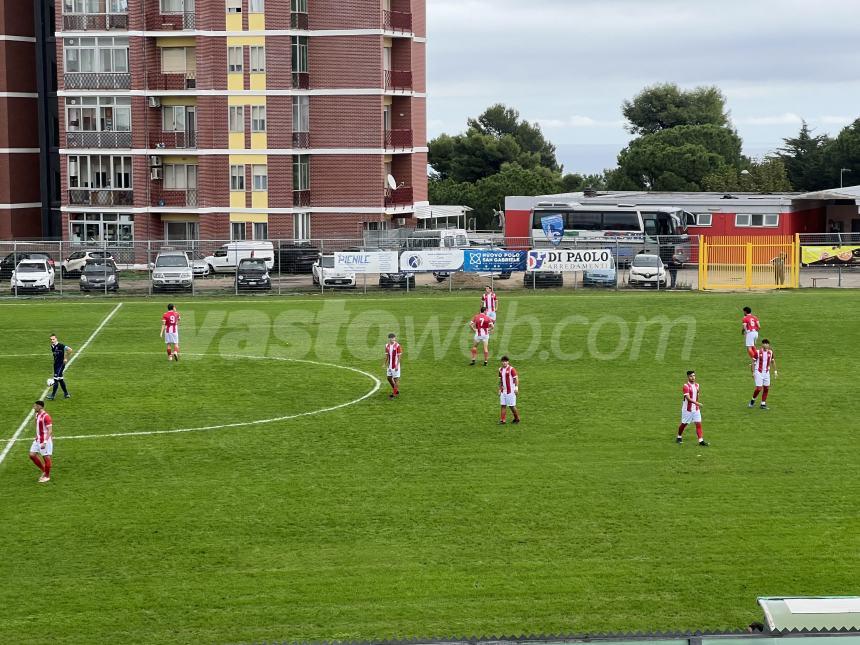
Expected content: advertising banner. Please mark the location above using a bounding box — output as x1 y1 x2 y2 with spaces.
526 248 613 272
801 245 860 266
334 251 399 274
541 214 565 246
399 249 465 272
463 249 527 272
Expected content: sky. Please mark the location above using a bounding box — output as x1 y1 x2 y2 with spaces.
426 0 860 174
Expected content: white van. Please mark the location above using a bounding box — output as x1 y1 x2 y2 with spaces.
204 241 275 274
406 228 469 250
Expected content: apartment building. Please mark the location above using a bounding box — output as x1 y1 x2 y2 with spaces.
56 0 427 244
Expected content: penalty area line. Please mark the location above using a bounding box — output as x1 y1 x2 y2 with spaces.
0 303 124 466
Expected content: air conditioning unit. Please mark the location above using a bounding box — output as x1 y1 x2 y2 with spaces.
149 156 163 167
148 96 161 108
150 167 163 180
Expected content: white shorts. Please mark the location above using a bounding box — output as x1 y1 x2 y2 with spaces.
754 371 771 387
745 331 759 347
681 409 702 425
30 439 53 456
500 392 517 407
488 311 497 321
474 333 489 343
386 368 400 378
164 332 179 345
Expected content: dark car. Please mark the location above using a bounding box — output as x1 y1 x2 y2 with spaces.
276 243 320 274
236 258 271 291
0 252 55 279
80 261 119 292
524 271 564 288
379 271 416 289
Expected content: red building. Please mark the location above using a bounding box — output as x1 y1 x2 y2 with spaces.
55 0 427 244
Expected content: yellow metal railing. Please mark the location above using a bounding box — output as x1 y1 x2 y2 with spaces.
700 235 799 290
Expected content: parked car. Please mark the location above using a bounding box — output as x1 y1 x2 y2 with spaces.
312 253 356 287
80 261 119 292
1 252 55 279
628 254 668 288
379 272 416 289
523 271 563 288
151 252 193 292
10 259 55 293
276 243 319 274
204 241 275 274
583 267 618 288
235 258 272 291
61 250 113 277
184 250 210 278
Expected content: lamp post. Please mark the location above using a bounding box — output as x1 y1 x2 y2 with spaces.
840 168 852 188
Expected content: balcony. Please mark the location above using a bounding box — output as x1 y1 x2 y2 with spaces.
147 71 196 91
383 10 412 32
384 129 413 149
291 11 308 29
152 189 198 208
384 69 412 91
152 131 198 149
292 72 310 90
293 190 311 208
64 72 131 90
62 13 128 31
384 185 413 207
68 189 133 207
67 131 133 149
155 12 196 30
292 131 310 148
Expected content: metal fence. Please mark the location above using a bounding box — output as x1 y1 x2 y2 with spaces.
797 233 860 288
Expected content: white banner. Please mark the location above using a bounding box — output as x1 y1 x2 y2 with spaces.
399 249 465 272
527 249 613 272
334 251 399 274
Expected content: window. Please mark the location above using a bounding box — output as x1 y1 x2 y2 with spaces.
293 155 309 191
226 0 241 13
69 214 134 244
253 222 268 240
293 212 310 241
66 96 131 132
162 106 186 131
64 37 129 74
292 96 309 132
164 164 197 190
602 212 640 232
231 222 246 240
383 46 392 72
165 221 199 242
230 164 245 191
249 0 264 12
229 105 244 132
160 0 187 12
68 155 132 189
249 46 266 72
252 165 268 191
764 214 779 227
228 46 243 73
736 214 751 227
251 105 266 132
291 0 307 10
696 213 713 226
161 47 193 74
64 0 101 13
291 36 308 73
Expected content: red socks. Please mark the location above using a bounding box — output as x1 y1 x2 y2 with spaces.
678 423 686 436
29 454 44 472
753 387 762 400
43 457 52 478
167 347 173 357
500 407 507 422
695 423 703 440
762 386 769 402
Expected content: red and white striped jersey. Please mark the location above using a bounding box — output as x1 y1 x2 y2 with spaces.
742 314 760 332
481 292 497 314
499 365 518 394
162 311 180 333
385 342 402 370
682 383 700 412
471 313 494 334
752 348 774 373
35 411 52 443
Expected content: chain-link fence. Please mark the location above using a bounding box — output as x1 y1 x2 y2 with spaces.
798 233 860 288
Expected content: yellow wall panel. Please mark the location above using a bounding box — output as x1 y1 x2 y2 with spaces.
230 213 268 223
230 153 266 164
156 37 196 47
248 14 265 30
227 73 244 91
225 14 242 31
228 95 266 106
229 133 246 149
251 192 268 209
230 192 245 209
250 133 267 150
226 36 266 46
249 73 266 91
159 96 198 107
162 156 198 164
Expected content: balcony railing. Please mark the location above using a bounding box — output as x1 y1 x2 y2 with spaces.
68 189 133 207
292 131 310 148
384 69 412 91
65 72 132 90
384 185 413 207
384 129 413 149
293 190 311 208
62 13 128 31
153 131 198 149
292 72 310 90
67 131 133 149
152 188 198 208
147 71 196 91
291 11 309 29
156 11 196 30
383 10 412 32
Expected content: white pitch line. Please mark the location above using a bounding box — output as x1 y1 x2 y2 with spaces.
0 303 123 465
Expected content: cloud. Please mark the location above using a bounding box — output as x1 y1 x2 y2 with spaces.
536 116 626 129
735 113 805 126
819 115 855 125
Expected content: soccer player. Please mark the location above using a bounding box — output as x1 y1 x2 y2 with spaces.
482 286 498 322
469 306 495 366
384 333 402 399
741 307 760 350
160 303 181 361
498 356 520 425
677 370 708 446
748 338 777 410
48 334 72 400
29 400 53 483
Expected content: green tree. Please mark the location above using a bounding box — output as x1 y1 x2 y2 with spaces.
467 104 561 172
823 118 860 188
702 157 793 192
776 121 831 191
622 83 730 135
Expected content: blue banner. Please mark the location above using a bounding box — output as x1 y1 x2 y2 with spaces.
541 214 565 246
463 249 527 272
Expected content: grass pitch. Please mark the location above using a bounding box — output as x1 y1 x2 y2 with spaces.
0 291 858 645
